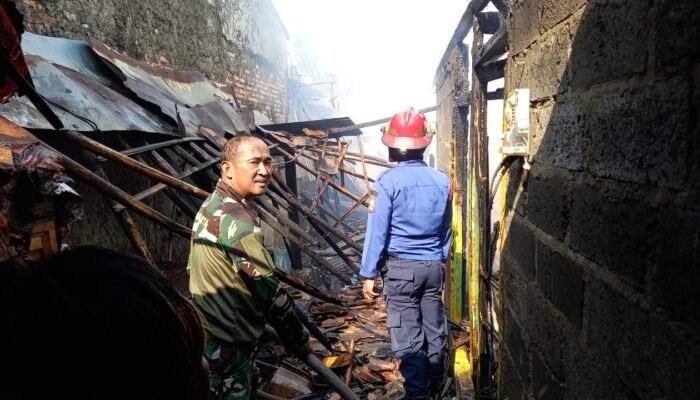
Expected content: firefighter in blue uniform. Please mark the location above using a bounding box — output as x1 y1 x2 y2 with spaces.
360 107 452 399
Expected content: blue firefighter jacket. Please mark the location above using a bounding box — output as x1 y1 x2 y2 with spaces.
359 160 453 279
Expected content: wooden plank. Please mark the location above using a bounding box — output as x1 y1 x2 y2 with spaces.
120 137 205 156
476 12 500 35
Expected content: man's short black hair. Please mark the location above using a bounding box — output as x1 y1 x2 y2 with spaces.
221 135 264 163
388 147 426 163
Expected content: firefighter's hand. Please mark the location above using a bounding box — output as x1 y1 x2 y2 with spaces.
362 278 381 300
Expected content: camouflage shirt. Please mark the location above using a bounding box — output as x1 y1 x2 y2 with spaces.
188 180 308 353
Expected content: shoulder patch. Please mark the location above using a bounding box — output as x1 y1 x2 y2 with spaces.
368 189 378 213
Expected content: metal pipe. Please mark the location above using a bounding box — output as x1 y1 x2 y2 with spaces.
294 306 335 353
256 391 286 400
303 353 360 400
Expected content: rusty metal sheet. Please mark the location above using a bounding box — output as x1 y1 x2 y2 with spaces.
89 38 254 136
182 101 253 135
21 32 116 86
0 54 174 132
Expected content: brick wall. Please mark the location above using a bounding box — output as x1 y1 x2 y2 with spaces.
16 0 288 122
501 1 699 399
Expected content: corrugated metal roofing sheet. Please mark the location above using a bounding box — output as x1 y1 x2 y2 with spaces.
0 33 255 137
0 33 176 133
88 38 255 135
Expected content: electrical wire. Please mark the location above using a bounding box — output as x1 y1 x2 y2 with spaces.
488 155 518 206
484 155 523 399
39 94 101 132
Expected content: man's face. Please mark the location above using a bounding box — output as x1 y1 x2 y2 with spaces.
221 138 271 201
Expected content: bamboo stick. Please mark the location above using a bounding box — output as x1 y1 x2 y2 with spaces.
58 149 192 238
62 130 209 199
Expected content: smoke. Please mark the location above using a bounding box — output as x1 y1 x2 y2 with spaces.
274 0 466 160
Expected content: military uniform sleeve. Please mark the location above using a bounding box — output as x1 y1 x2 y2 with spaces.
237 234 310 355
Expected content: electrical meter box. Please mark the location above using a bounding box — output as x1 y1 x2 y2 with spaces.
502 88 530 156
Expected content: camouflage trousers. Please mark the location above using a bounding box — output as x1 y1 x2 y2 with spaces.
205 341 257 400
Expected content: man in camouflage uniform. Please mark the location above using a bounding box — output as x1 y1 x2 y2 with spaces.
188 136 310 400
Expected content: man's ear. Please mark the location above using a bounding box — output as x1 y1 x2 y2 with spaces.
221 161 234 179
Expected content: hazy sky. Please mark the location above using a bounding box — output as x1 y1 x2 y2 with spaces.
272 0 467 124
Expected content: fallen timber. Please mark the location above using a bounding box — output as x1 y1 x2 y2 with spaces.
2 41 411 399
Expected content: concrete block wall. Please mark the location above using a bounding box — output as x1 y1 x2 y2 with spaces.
501 0 699 399
16 0 288 122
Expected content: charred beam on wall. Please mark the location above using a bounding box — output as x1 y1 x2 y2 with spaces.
434 0 491 79
476 12 501 35
284 160 303 269
474 25 508 67
490 0 509 16
486 88 505 101
476 59 507 82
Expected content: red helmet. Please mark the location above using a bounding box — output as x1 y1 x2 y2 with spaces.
381 107 433 150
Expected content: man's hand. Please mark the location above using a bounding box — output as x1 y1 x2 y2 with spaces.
362 278 381 300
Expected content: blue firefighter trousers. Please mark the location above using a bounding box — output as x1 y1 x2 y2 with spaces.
383 258 447 398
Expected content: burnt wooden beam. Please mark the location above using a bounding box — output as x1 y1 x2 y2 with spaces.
476 59 507 82
274 267 342 305
304 147 390 169
56 146 192 238
78 149 159 269
112 158 218 213
119 137 206 157
297 150 377 182
62 130 209 199
254 200 320 247
259 211 352 285
263 139 369 207
486 88 505 101
474 25 508 67
490 0 509 15
476 12 501 35
283 158 303 269
434 0 490 78
267 183 363 253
